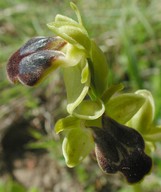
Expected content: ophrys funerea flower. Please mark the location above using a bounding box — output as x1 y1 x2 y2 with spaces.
92 115 152 183
6 36 67 86
6 2 155 185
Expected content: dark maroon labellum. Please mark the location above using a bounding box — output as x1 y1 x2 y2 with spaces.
91 115 152 184
18 50 64 86
6 36 67 85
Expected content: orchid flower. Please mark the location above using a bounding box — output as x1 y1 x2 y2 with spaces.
6 2 157 184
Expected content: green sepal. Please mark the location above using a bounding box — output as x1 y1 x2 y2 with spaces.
55 14 78 25
63 60 90 114
54 116 82 134
89 40 108 97
62 128 94 167
73 99 105 120
105 93 145 124
129 90 155 134
47 22 91 51
55 14 86 34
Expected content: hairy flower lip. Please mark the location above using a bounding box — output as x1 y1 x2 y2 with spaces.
6 36 67 85
91 115 152 183
17 50 65 86
19 36 67 55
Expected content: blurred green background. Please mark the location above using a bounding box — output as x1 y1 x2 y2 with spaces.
0 0 161 192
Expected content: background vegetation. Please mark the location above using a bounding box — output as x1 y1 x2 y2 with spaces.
0 0 161 191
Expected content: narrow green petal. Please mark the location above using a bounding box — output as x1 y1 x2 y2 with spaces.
54 116 82 134
73 99 105 120
81 60 89 83
105 93 145 124
62 128 94 167
67 85 89 114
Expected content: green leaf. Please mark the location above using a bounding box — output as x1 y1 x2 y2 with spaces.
73 99 105 120
105 93 145 124
89 40 108 97
62 128 94 167
63 61 90 114
55 116 82 134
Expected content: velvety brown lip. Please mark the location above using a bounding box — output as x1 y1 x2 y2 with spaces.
91 115 152 183
6 36 67 85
